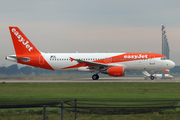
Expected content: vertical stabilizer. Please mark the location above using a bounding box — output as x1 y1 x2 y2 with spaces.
8 27 54 70
9 27 39 56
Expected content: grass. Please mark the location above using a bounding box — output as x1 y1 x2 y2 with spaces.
1 110 180 120
0 83 180 106
0 82 180 120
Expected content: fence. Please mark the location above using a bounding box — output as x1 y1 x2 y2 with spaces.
0 98 179 120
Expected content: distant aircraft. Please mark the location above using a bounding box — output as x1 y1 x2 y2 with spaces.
6 27 175 80
142 71 173 79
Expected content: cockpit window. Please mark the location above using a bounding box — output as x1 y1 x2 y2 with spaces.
161 57 168 60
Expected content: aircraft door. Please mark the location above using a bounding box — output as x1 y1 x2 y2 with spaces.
39 55 44 65
149 54 155 65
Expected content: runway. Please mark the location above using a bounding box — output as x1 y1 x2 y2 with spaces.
1 77 180 83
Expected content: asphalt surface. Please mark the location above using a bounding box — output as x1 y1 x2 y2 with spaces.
0 77 180 83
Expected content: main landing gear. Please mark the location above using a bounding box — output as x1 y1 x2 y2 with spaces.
150 76 154 80
92 74 99 80
150 71 154 80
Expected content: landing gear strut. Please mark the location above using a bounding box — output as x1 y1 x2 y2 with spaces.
92 74 99 80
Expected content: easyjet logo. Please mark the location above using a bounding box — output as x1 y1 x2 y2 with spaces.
124 54 148 59
11 28 33 52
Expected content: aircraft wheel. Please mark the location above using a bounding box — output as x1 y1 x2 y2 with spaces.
92 74 99 80
150 76 154 80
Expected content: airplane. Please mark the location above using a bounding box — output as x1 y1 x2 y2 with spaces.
6 27 175 80
142 71 173 79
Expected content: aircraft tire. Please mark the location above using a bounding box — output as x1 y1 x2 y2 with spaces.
150 76 154 80
92 74 99 80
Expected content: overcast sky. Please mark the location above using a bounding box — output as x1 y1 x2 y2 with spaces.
1 0 180 66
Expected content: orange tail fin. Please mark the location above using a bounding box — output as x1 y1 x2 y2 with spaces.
9 27 39 56
8 27 54 70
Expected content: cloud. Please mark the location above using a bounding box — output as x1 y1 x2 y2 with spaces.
1 1 180 26
0 0 180 65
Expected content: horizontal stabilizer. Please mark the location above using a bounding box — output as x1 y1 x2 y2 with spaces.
6 55 30 62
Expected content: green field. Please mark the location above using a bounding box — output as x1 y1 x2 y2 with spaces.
0 82 180 120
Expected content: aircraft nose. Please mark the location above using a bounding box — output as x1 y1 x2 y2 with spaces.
169 60 175 69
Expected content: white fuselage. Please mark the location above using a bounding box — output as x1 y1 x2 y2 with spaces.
41 52 175 72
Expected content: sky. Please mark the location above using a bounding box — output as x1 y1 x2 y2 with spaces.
0 0 180 66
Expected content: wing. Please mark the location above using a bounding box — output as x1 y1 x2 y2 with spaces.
70 57 112 67
62 57 124 70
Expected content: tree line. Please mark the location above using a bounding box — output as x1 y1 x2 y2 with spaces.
0 64 59 75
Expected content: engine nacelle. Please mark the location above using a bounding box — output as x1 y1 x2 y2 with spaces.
101 66 125 77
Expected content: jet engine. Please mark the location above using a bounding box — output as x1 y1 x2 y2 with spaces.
101 66 125 77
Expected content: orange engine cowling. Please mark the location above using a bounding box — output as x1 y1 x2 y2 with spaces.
108 66 125 77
